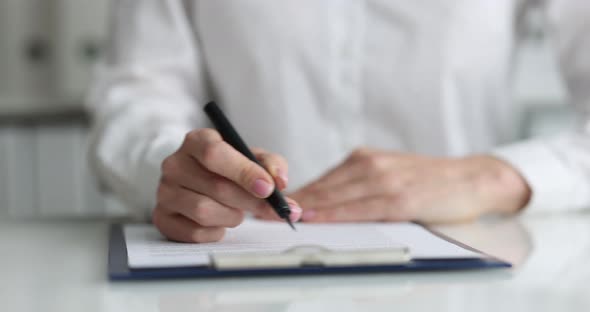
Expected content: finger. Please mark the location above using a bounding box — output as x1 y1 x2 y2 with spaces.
300 196 414 223
299 160 352 193
163 153 252 209
175 189 246 228
183 129 275 198
302 150 407 193
293 173 407 211
253 148 289 190
299 156 372 194
253 197 303 223
172 143 292 220
169 154 280 217
171 150 298 222
288 199 304 222
153 208 226 243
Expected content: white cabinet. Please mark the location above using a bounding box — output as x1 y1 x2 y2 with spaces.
0 0 114 218
53 0 110 100
0 0 55 100
0 0 109 115
1 124 39 216
0 121 127 218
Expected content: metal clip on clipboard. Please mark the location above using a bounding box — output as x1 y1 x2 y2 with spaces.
211 245 411 270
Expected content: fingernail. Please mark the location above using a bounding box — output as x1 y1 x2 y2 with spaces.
276 169 289 184
302 209 316 221
289 204 302 222
253 179 274 197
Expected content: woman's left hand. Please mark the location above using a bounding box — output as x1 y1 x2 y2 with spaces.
285 148 531 224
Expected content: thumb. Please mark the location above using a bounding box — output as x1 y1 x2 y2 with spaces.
253 148 289 191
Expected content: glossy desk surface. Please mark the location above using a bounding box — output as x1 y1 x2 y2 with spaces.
1 214 589 312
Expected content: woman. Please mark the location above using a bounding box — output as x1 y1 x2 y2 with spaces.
88 1 590 243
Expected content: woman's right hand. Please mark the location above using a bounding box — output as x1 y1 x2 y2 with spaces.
152 128 302 243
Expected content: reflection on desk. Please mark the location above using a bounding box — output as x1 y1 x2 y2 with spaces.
1 214 590 312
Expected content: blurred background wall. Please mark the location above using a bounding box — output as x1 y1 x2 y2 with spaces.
0 1 573 219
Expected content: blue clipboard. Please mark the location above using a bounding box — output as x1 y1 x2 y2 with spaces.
108 224 511 280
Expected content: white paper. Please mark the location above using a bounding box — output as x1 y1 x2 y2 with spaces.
124 219 482 269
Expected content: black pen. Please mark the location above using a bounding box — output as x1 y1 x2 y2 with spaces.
204 101 296 231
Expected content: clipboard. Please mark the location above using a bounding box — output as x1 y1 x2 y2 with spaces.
108 224 511 280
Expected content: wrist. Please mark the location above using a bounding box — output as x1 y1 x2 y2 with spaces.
466 155 532 215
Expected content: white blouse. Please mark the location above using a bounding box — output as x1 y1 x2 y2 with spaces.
87 0 590 217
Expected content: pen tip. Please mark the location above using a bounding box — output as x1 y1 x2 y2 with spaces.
286 218 297 231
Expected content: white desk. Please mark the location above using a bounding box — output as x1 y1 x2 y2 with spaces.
1 214 589 312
